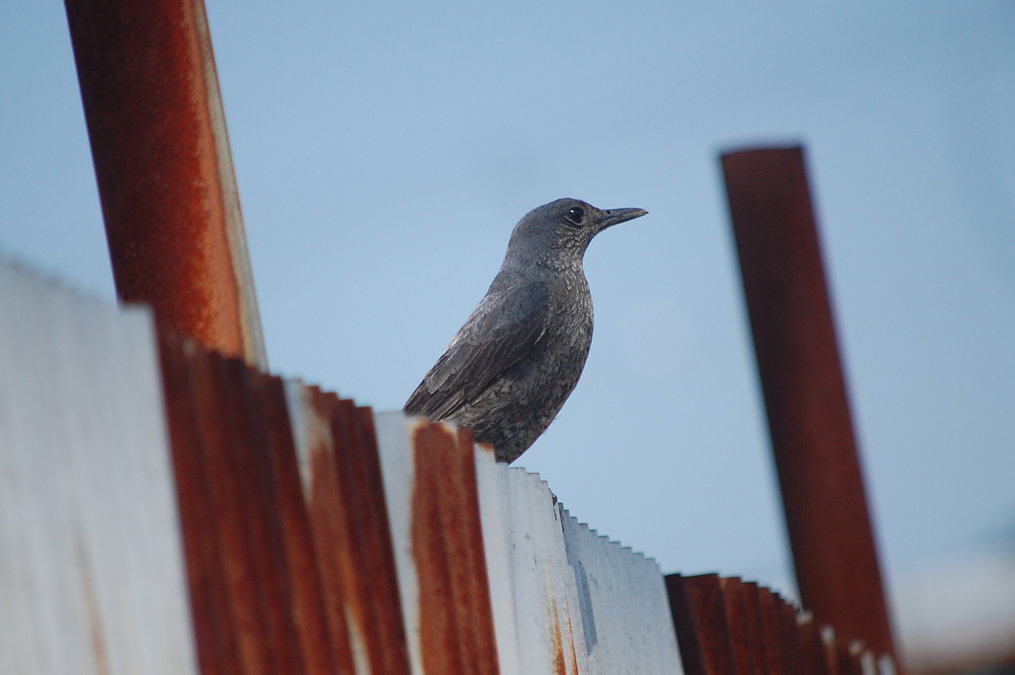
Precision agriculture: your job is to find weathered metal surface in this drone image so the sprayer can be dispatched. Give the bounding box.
[2,255,903,675]
[0,260,198,675]
[64,0,267,369]
[822,627,841,675]
[683,574,737,674]
[285,384,364,675]
[758,586,789,675]
[158,334,245,675]
[665,572,892,675]
[778,594,806,674]
[559,510,682,674]
[720,577,764,675]
[160,338,276,675]
[283,389,412,675]
[158,331,418,675]
[721,146,897,662]
[666,575,708,675]
[374,414,500,675]
[798,613,830,675]
[375,413,683,675]
[254,376,337,675]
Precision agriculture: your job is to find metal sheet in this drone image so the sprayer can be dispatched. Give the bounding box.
[285,390,411,675]
[720,577,765,675]
[560,512,683,674]
[1,257,713,675]
[666,574,707,675]
[682,574,736,674]
[0,260,198,675]
[477,456,584,674]
[798,613,830,675]
[64,0,267,369]
[664,572,881,675]
[721,146,897,662]
[470,440,683,675]
[374,413,500,675]
[376,413,684,675]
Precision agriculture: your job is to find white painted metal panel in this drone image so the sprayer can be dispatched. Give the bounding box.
[561,513,683,674]
[0,261,198,675]
[373,410,425,675]
[473,429,684,675]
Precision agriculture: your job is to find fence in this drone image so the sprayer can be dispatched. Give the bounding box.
[1,258,684,674]
[19,0,912,670]
[1,253,900,675]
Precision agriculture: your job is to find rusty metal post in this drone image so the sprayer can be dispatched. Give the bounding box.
[64,0,267,369]
[720,146,897,662]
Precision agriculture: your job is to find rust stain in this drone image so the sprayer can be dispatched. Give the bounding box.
[160,326,541,675]
[222,359,304,675]
[186,349,272,675]
[722,147,897,661]
[157,327,420,674]
[412,422,464,674]
[549,600,566,675]
[450,426,500,675]
[720,577,762,675]
[355,405,413,675]
[669,574,846,675]
[75,533,110,675]
[474,439,497,458]
[665,574,707,675]
[65,0,263,366]
[683,574,736,675]
[837,639,866,675]
[796,613,829,675]
[777,596,805,674]
[299,388,357,675]
[253,374,338,675]
[563,606,579,675]
[411,422,501,675]
[821,626,840,675]
[330,399,411,675]
[757,587,785,675]
[158,330,241,675]
[739,581,766,675]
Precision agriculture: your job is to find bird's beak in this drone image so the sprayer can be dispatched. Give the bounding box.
[597,207,648,231]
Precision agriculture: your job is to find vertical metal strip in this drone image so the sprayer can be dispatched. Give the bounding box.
[255,376,338,675]
[158,331,243,675]
[683,574,738,675]
[719,577,763,675]
[721,146,896,662]
[665,574,707,675]
[64,0,267,368]
[296,387,362,675]
[757,587,787,675]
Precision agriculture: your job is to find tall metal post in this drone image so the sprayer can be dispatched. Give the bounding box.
[721,146,897,662]
[65,0,267,369]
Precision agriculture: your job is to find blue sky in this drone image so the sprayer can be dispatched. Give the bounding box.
[2,0,1014,656]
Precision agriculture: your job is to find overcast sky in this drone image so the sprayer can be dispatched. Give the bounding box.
[2,0,1014,659]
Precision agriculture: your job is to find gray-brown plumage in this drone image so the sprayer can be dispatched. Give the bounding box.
[404,198,647,463]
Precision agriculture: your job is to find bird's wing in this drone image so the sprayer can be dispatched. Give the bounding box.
[404,282,550,420]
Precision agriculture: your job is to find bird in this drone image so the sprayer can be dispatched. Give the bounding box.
[404,198,648,463]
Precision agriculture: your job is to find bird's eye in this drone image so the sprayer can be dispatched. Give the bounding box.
[565,206,585,226]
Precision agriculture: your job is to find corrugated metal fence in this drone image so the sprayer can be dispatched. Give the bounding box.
[0,258,893,674]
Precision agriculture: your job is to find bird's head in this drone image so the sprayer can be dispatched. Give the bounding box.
[504,198,648,269]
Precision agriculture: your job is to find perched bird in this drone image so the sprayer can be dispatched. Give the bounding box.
[404,198,647,463]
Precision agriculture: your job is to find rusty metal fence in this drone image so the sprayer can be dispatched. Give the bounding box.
[1,258,692,675]
[32,1,912,672]
[1,254,900,675]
